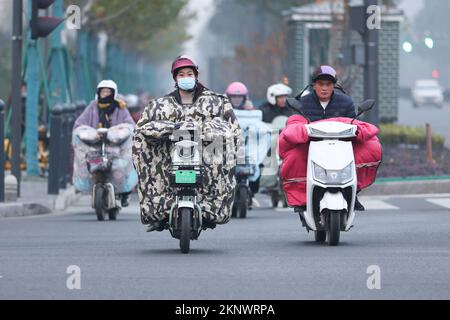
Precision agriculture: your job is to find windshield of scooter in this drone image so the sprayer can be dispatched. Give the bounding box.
[306,121,357,139]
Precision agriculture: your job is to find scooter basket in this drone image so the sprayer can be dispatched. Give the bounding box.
[86,151,112,174]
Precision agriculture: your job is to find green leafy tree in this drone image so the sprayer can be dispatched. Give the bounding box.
[67,0,193,58]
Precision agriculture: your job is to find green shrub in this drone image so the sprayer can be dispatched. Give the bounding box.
[379,124,445,147]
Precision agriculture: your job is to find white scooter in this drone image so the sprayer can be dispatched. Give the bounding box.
[289,99,375,246]
[168,129,205,254]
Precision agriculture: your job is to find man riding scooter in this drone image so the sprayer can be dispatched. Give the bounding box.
[259,83,293,207]
[259,83,294,124]
[294,65,365,211]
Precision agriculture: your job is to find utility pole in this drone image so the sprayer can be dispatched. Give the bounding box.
[364,0,380,126]
[11,0,23,197]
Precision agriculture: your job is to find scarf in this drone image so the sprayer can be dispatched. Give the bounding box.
[97,94,118,128]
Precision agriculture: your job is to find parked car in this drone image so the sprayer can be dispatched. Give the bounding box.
[412,79,444,108]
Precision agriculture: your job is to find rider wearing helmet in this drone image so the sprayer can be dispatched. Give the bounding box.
[74,80,135,130]
[133,55,241,232]
[73,80,135,207]
[125,94,142,123]
[259,83,294,123]
[225,82,255,110]
[295,65,356,122]
[295,65,364,211]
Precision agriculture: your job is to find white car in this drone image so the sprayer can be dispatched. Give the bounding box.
[412,79,444,108]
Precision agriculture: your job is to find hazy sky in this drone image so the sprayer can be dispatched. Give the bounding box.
[184,0,216,59]
[0,0,13,33]
[398,0,424,20]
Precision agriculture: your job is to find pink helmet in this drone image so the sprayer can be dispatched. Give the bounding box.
[171,55,199,78]
[225,82,249,97]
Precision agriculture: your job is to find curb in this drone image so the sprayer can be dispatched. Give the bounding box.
[0,186,82,218]
[362,179,450,196]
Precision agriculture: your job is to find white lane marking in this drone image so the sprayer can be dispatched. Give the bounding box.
[363,200,400,210]
[426,198,450,209]
[275,208,293,212]
[252,198,261,208]
[274,200,400,211]
[359,193,450,200]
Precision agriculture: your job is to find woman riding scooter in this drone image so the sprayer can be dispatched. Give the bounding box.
[132,55,241,236]
[225,82,270,217]
[73,80,137,209]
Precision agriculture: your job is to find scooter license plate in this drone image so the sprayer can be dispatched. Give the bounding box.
[175,170,197,184]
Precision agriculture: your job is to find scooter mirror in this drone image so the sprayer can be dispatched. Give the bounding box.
[358,99,376,113]
[286,98,301,111]
[286,98,311,123]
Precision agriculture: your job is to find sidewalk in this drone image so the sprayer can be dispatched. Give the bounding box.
[0,176,81,218]
[362,177,450,196]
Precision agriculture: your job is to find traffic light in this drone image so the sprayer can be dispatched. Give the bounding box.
[31,0,65,40]
[432,70,440,79]
[402,41,413,53]
[424,37,434,49]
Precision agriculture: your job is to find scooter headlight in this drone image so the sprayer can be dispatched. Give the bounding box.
[313,162,354,185]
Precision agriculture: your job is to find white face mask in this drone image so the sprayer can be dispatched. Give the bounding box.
[177,77,196,91]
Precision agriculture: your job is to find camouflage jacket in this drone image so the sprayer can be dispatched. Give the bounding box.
[132,88,241,225]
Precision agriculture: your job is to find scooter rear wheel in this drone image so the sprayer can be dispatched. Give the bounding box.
[108,208,119,221]
[271,191,280,208]
[95,186,105,221]
[180,208,192,254]
[238,186,248,219]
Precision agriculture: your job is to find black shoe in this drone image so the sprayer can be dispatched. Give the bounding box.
[121,194,130,208]
[354,197,365,211]
[146,220,166,233]
[202,219,217,230]
[295,206,307,213]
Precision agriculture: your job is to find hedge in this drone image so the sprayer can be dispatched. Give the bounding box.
[379,124,445,147]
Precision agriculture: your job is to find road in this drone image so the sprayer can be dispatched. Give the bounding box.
[398,98,450,148]
[0,194,449,300]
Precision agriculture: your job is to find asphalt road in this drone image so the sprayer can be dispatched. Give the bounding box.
[0,194,449,300]
[398,98,450,148]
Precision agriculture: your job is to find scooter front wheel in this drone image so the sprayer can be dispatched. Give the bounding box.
[95,186,106,221]
[326,211,341,246]
[180,208,192,254]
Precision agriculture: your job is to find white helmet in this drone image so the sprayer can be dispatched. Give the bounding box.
[97,80,118,99]
[125,94,140,109]
[267,83,293,105]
